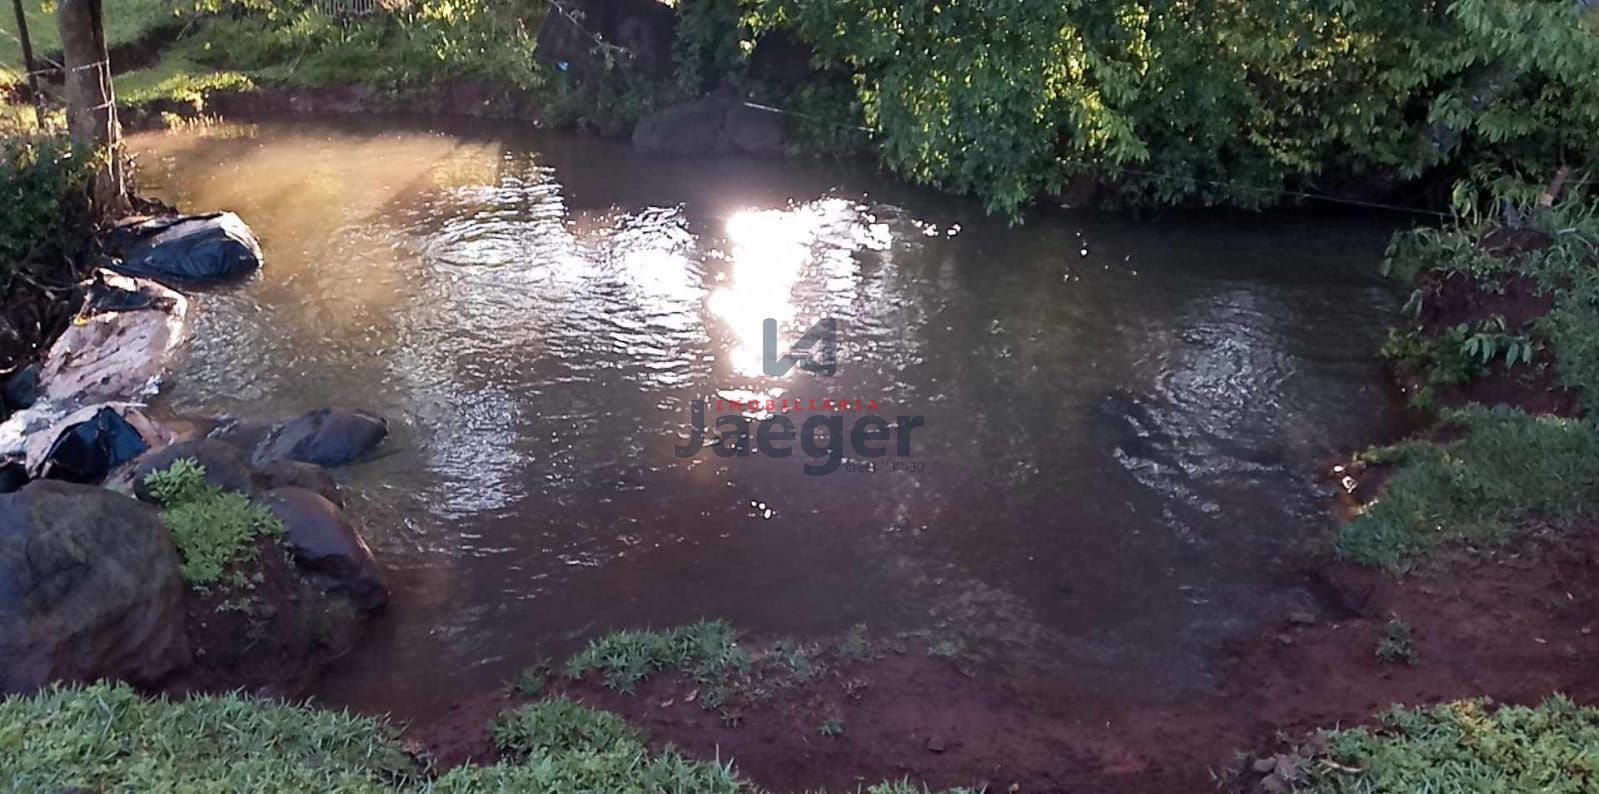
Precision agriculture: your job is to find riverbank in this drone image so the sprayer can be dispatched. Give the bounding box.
[3,3,1598,790]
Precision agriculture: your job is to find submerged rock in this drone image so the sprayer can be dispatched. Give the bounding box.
[633,97,732,155]
[107,212,263,286]
[262,487,387,612]
[633,96,787,156]
[0,480,190,693]
[257,459,342,507]
[251,408,388,467]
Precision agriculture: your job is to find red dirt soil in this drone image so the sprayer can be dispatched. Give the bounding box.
[410,525,1599,793]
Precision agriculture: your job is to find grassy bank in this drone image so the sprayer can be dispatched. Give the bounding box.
[0,0,178,88]
[1337,187,1599,568]
[1245,697,1599,792]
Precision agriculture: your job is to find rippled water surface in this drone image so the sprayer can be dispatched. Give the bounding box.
[131,118,1400,718]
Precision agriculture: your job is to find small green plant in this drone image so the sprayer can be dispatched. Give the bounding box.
[144,458,284,589]
[563,620,750,692]
[511,657,552,698]
[927,637,963,659]
[1375,618,1417,666]
[488,698,643,760]
[765,639,814,683]
[1458,315,1536,368]
[839,623,875,660]
[818,717,844,737]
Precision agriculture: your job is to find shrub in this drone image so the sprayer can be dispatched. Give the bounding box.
[144,458,285,588]
[745,0,1599,216]
[0,134,96,294]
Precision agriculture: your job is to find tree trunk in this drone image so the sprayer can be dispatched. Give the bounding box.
[56,0,126,215]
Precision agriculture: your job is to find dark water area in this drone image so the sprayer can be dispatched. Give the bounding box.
[129,117,1403,720]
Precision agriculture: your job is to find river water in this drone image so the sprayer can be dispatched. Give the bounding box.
[129,117,1400,719]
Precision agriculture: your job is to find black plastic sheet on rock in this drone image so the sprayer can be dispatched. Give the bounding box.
[42,407,149,484]
[108,212,263,286]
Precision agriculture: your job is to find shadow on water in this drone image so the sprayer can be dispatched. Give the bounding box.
[129,115,1405,720]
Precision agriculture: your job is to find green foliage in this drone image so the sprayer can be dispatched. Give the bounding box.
[675,0,749,93]
[746,0,1599,216]
[1303,697,1599,792]
[183,1,548,92]
[563,619,751,692]
[1384,189,1599,414]
[144,458,284,588]
[817,717,843,737]
[1338,406,1599,567]
[0,134,95,294]
[1381,316,1536,411]
[488,698,642,760]
[1374,618,1417,666]
[117,52,255,110]
[0,681,417,791]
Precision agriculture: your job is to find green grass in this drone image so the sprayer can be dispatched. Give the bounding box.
[1298,697,1599,792]
[0,0,178,80]
[488,698,642,760]
[1338,406,1599,568]
[0,682,417,791]
[116,50,251,109]
[144,458,285,588]
[563,619,751,692]
[0,682,749,792]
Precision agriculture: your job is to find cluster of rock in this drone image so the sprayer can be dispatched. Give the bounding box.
[0,212,392,696]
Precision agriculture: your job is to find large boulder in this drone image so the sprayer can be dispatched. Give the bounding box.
[107,212,263,286]
[724,103,786,155]
[261,487,387,612]
[129,439,261,503]
[251,408,388,468]
[633,97,733,155]
[534,0,676,80]
[0,480,190,693]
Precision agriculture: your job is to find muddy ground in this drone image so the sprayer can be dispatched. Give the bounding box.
[408,523,1599,793]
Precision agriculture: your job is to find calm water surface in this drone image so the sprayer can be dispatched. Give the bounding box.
[130,118,1400,719]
